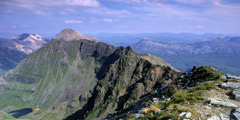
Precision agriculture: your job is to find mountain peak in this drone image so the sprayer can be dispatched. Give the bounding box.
[12,33,31,40]
[53,28,98,42]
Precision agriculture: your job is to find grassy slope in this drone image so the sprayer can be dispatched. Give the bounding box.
[0,110,15,120]
[0,40,99,119]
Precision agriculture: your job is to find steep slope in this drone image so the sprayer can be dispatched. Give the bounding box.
[0,28,180,119]
[0,33,49,76]
[132,37,240,75]
[66,49,180,120]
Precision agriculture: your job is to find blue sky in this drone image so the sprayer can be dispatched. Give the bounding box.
[0,0,240,35]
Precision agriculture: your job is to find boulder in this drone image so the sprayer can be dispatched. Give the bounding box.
[221,82,240,89]
[207,98,238,108]
[207,115,221,120]
[233,89,240,100]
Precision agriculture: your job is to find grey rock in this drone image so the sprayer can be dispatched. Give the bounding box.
[185,112,192,118]
[233,89,240,100]
[134,113,145,118]
[226,74,240,79]
[221,82,240,89]
[207,98,238,108]
[231,109,240,120]
[221,82,240,101]
[179,112,187,117]
[219,113,229,120]
[207,115,221,120]
[179,112,191,118]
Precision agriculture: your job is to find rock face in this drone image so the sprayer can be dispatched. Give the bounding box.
[0,28,180,119]
[66,50,180,120]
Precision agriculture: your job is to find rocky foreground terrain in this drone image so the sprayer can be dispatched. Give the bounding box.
[0,29,240,120]
[106,66,240,120]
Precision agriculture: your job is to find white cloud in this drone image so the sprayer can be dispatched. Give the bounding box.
[64,0,100,7]
[197,25,205,29]
[0,25,29,29]
[119,25,128,29]
[64,20,83,24]
[85,7,136,18]
[34,10,50,16]
[59,8,77,15]
[103,18,113,22]
[0,0,100,9]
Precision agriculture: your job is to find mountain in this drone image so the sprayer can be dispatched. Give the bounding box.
[0,28,180,119]
[12,33,49,54]
[0,33,49,75]
[132,37,240,75]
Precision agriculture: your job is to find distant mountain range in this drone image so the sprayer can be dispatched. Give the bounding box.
[0,33,49,75]
[90,33,230,46]
[132,37,240,75]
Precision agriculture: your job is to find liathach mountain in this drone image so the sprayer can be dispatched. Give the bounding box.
[0,28,240,120]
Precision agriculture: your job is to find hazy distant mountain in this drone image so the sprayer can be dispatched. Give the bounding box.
[0,33,49,75]
[90,33,229,46]
[132,37,240,75]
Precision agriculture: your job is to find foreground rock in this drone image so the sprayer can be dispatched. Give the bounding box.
[231,109,240,120]
[221,82,240,101]
[207,98,238,108]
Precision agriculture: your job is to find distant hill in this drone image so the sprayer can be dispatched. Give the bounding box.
[0,33,49,75]
[132,37,240,75]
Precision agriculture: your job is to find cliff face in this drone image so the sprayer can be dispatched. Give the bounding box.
[67,50,180,120]
[0,29,180,119]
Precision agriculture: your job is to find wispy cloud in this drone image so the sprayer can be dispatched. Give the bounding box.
[0,25,29,29]
[0,0,100,9]
[103,18,113,22]
[59,8,77,15]
[64,20,83,24]
[34,10,51,16]
[119,25,128,29]
[85,7,135,18]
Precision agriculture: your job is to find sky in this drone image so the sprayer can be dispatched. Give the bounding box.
[0,0,240,35]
